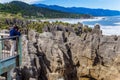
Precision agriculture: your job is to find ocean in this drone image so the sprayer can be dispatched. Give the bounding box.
[83,16,120,35]
[41,16,120,35]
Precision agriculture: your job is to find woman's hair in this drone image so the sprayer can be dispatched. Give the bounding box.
[13,25,19,31]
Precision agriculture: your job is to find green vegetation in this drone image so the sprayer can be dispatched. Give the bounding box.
[27,21,46,33]
[0,1,93,33]
[0,12,24,30]
[0,1,92,31]
[0,12,23,19]
[0,1,92,19]
[0,19,8,29]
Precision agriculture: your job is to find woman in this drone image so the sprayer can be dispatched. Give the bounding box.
[10,25,21,56]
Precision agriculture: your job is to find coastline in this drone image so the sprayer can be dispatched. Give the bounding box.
[101,25,120,35]
[40,16,120,35]
[88,24,120,35]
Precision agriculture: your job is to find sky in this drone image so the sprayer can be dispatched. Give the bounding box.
[0,0,120,11]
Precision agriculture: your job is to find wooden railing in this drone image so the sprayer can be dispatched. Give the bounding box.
[0,33,22,79]
[0,34,19,60]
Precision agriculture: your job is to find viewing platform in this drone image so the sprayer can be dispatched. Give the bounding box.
[0,33,22,80]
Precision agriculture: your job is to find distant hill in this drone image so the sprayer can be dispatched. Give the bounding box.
[0,1,92,18]
[34,4,120,16]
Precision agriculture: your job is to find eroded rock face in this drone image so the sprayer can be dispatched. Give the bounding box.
[19,26,120,80]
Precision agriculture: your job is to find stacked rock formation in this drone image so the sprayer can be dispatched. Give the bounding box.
[13,24,120,80]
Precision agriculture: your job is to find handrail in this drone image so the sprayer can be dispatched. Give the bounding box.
[0,35,20,60]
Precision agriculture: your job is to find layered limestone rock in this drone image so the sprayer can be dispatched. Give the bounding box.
[18,25,120,80]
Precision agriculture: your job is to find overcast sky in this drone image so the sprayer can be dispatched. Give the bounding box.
[0,0,120,11]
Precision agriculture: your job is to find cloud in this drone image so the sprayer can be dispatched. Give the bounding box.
[0,0,44,4]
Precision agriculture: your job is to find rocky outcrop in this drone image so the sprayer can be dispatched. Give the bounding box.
[16,25,120,80]
[5,18,31,27]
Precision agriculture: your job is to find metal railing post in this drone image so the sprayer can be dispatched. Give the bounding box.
[7,71,12,80]
[0,36,2,60]
[18,36,22,65]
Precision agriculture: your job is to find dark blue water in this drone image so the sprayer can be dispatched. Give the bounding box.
[82,16,120,26]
